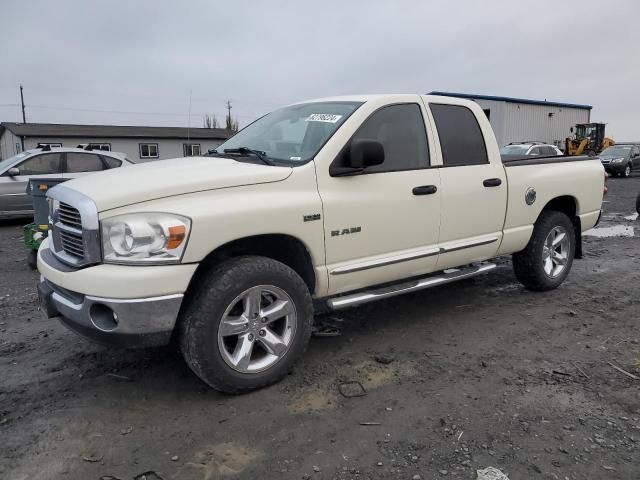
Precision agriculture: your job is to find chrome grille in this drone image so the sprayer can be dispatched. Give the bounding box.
[58,202,82,229]
[59,229,84,258]
[47,185,101,268]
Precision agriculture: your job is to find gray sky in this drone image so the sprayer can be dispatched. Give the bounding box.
[1,0,639,139]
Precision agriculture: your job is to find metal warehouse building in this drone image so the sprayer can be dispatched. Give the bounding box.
[0,123,232,162]
[430,92,592,149]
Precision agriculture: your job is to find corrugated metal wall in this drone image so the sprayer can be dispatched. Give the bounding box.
[471,99,590,149]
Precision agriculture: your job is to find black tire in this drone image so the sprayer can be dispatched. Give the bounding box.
[179,256,313,394]
[27,250,38,270]
[635,192,640,215]
[623,164,632,178]
[512,211,575,291]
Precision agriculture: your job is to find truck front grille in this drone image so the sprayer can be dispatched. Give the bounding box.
[48,187,101,268]
[58,202,82,229]
[59,229,85,258]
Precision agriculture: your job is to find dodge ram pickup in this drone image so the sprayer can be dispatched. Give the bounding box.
[37,94,605,393]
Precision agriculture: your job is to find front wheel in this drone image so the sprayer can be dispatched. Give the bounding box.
[513,211,575,291]
[179,256,313,393]
[623,164,632,178]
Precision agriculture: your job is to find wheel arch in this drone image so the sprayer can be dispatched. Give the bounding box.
[539,195,582,259]
[186,234,317,296]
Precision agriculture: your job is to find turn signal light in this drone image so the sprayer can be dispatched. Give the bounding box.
[167,225,187,250]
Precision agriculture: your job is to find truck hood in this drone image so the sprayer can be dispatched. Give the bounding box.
[63,157,293,211]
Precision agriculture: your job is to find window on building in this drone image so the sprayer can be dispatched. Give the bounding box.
[139,143,159,159]
[430,104,488,167]
[16,153,62,175]
[15,143,22,154]
[348,104,429,173]
[88,143,111,151]
[36,143,62,149]
[183,144,201,156]
[65,153,106,173]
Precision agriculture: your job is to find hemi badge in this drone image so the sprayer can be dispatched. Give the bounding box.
[304,214,321,222]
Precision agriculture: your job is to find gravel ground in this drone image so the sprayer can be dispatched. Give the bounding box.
[1,176,639,480]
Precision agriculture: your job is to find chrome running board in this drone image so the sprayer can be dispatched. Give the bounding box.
[327,262,497,310]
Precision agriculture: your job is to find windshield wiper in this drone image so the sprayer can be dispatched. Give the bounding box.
[223,147,275,166]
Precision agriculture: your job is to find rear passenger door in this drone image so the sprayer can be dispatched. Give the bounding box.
[426,102,507,270]
[63,152,107,178]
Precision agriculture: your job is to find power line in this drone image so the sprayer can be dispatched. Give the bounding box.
[10,103,258,119]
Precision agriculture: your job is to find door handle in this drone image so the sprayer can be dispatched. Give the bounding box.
[483,178,502,187]
[412,185,438,195]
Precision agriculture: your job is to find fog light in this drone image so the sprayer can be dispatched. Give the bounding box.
[89,303,119,332]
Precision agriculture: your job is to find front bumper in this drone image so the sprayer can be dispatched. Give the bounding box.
[602,162,627,174]
[38,277,183,348]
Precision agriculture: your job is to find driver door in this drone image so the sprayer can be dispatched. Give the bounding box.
[316,100,441,296]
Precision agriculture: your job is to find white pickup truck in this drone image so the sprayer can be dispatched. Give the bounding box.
[37,94,605,393]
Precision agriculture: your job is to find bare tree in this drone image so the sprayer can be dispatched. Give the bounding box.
[203,114,218,129]
[225,100,239,132]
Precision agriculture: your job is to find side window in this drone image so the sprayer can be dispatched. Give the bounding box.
[17,153,62,175]
[102,156,122,168]
[351,103,429,173]
[540,146,553,156]
[633,146,640,157]
[66,153,105,173]
[529,147,541,156]
[430,104,488,167]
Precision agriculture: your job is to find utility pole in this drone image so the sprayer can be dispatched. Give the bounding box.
[225,100,232,130]
[19,85,26,152]
[20,85,26,123]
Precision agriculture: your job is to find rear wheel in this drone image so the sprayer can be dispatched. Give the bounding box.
[513,211,575,291]
[179,256,313,393]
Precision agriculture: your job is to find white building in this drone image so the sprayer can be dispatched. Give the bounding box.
[429,92,592,149]
[0,122,232,161]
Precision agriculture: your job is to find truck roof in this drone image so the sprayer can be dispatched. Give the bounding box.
[291,94,477,106]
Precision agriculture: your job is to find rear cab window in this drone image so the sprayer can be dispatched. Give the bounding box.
[429,104,488,167]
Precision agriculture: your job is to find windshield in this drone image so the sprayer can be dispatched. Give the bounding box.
[214,101,363,163]
[0,151,30,172]
[500,145,530,155]
[600,145,632,158]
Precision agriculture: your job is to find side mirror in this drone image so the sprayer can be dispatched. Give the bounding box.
[7,167,20,177]
[349,139,384,169]
[329,139,385,177]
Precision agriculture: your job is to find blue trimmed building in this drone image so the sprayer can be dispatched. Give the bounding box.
[429,92,592,149]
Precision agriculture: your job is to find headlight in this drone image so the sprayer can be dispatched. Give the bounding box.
[611,158,625,163]
[101,213,191,264]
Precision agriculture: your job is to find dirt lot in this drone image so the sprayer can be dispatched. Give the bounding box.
[1,177,639,480]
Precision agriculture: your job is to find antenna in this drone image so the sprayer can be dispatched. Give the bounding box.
[187,89,192,147]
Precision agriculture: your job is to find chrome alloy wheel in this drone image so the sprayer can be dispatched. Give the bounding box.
[542,226,570,278]
[217,285,297,373]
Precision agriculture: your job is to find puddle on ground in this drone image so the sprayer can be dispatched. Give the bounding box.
[584,225,635,238]
[624,213,638,221]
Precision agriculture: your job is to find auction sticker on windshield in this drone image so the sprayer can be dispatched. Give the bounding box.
[305,113,343,123]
